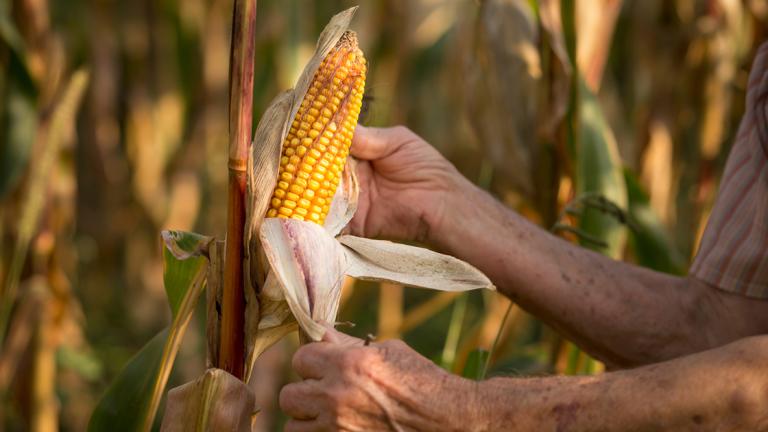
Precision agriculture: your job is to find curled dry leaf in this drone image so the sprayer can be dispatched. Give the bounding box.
[340,235,494,292]
[162,230,214,260]
[324,159,360,237]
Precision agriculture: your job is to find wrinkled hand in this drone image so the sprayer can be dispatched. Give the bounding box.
[348,126,471,244]
[280,326,476,431]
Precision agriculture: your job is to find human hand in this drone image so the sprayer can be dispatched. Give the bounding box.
[348,125,473,244]
[279,326,478,431]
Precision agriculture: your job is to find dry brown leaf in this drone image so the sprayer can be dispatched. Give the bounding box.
[464,0,539,196]
[576,0,623,92]
[538,0,573,140]
[161,368,256,432]
[259,219,348,341]
[340,236,495,292]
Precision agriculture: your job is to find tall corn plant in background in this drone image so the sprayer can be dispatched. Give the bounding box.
[454,0,700,377]
[0,0,90,429]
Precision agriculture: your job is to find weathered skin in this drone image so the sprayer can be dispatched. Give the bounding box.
[279,125,768,432]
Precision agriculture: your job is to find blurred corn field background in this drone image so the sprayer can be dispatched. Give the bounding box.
[1,0,766,430]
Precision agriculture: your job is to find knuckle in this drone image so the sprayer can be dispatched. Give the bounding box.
[291,346,309,372]
[323,387,347,414]
[337,349,362,370]
[392,125,417,142]
[338,347,378,371]
[278,383,300,412]
[382,338,407,350]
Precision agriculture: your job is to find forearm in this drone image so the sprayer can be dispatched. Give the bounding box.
[474,335,768,431]
[432,182,764,366]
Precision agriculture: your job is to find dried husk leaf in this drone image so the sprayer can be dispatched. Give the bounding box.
[324,158,360,237]
[259,219,494,341]
[249,321,298,367]
[245,90,292,290]
[259,219,348,340]
[160,368,256,432]
[244,278,294,382]
[339,236,495,292]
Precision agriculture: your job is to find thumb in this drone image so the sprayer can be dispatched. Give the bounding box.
[351,125,413,160]
[321,323,364,347]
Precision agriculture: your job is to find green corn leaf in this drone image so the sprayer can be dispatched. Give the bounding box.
[88,329,169,432]
[162,230,214,315]
[0,0,37,199]
[0,0,26,54]
[574,80,628,259]
[88,230,212,432]
[462,349,490,380]
[564,342,581,375]
[0,58,37,198]
[440,294,467,371]
[624,170,686,275]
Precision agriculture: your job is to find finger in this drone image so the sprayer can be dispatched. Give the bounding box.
[279,381,322,421]
[321,324,364,347]
[351,125,415,160]
[293,343,335,379]
[284,419,322,432]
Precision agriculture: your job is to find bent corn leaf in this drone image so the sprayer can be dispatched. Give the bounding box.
[462,349,490,381]
[624,170,685,275]
[89,231,211,432]
[88,329,168,432]
[574,80,628,259]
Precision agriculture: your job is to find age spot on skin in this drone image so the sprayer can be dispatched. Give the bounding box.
[560,271,572,284]
[692,414,704,425]
[552,402,581,432]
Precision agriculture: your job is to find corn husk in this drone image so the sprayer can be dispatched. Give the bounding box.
[243,7,359,381]
[242,5,494,380]
[260,219,494,341]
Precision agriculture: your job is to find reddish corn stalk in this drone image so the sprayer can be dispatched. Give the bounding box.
[219,0,257,380]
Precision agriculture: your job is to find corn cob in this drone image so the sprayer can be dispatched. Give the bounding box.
[266,31,366,225]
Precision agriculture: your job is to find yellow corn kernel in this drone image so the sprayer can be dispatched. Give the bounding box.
[266,31,366,226]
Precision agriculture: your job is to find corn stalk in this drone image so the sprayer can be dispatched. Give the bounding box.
[219,0,257,381]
